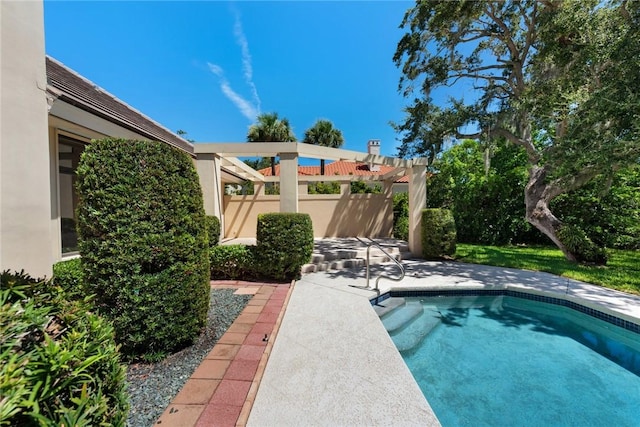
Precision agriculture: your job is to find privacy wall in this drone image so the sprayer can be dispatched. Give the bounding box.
[224,193,393,239]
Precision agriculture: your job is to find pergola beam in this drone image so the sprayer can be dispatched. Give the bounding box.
[263,174,396,183]
[195,142,416,169]
[220,156,265,182]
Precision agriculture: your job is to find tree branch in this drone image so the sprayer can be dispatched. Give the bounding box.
[544,165,600,200]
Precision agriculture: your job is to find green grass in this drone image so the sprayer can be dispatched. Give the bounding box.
[455,244,640,295]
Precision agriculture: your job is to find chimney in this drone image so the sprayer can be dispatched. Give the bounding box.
[368,139,380,172]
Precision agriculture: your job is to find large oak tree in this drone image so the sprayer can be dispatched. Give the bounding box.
[393,0,639,262]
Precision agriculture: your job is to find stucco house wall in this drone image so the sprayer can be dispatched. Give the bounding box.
[1,1,53,277]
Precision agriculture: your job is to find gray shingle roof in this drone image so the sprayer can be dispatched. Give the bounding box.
[46,56,194,155]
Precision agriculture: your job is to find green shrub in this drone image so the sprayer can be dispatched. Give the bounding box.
[393,192,409,241]
[256,213,314,280]
[557,224,608,265]
[308,181,341,194]
[76,138,210,359]
[422,208,457,259]
[206,215,221,247]
[350,181,382,194]
[52,258,85,301]
[210,245,258,280]
[0,270,128,426]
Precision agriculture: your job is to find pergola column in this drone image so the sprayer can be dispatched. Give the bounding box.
[408,161,427,257]
[196,154,224,237]
[279,152,299,212]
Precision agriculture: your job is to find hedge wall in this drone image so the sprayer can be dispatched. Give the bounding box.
[76,138,210,359]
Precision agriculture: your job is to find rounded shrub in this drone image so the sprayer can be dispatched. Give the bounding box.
[206,215,221,247]
[76,138,210,359]
[256,213,314,281]
[421,208,457,259]
[0,270,128,426]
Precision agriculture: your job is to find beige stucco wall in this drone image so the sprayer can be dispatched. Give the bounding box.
[224,193,393,239]
[1,1,53,277]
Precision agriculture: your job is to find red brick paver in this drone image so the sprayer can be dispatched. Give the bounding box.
[155,281,293,427]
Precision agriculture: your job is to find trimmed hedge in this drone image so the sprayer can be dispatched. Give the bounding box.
[422,208,457,259]
[209,244,257,280]
[0,270,128,426]
[256,213,314,280]
[76,138,210,359]
[206,215,221,247]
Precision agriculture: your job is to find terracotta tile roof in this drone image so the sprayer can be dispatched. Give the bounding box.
[46,56,194,155]
[258,160,408,183]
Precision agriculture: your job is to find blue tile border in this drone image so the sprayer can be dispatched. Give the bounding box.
[371,289,640,335]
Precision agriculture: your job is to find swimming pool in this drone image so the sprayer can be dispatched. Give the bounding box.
[379,293,640,427]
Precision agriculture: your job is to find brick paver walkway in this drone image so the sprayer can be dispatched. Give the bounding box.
[155,281,293,427]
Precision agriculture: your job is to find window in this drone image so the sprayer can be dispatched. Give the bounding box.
[58,135,85,253]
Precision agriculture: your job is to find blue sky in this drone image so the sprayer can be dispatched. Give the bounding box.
[44,1,417,159]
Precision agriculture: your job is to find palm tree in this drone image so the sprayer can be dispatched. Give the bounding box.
[247,112,297,176]
[303,119,344,175]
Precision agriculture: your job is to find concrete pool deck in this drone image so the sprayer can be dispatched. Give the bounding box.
[247,260,640,426]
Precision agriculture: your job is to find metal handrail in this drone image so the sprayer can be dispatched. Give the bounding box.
[350,236,405,293]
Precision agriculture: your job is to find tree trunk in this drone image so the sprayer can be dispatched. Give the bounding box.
[271,157,276,177]
[320,159,325,176]
[524,166,578,262]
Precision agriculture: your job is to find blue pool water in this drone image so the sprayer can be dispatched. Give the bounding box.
[386,295,640,427]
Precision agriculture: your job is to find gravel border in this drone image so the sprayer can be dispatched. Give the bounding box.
[125,288,251,427]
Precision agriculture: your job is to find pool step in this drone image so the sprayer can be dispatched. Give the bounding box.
[390,308,442,353]
[381,301,424,334]
[373,297,406,317]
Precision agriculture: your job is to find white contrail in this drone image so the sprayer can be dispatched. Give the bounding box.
[208,7,261,122]
[207,63,259,121]
[233,10,261,111]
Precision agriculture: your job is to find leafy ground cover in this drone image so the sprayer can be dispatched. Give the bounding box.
[455,244,640,295]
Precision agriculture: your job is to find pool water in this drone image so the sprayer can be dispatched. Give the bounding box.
[387,296,640,427]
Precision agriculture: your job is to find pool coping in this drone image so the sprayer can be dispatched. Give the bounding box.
[373,287,640,334]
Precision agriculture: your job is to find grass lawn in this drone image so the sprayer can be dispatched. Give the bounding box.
[455,244,640,295]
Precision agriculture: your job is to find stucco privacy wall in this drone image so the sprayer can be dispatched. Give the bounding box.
[224,194,393,238]
[1,1,53,277]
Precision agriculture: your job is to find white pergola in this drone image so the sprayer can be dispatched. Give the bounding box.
[195,142,427,255]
